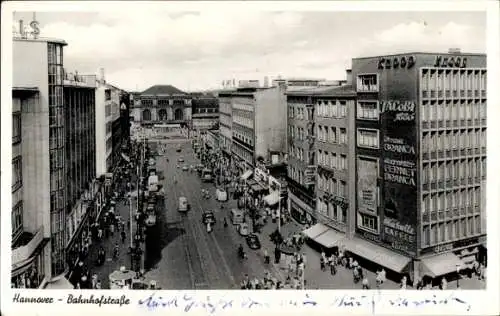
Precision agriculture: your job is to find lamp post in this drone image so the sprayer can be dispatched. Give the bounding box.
[456,264,461,288]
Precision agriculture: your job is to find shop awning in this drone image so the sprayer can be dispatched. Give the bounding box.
[302,223,329,240]
[241,170,253,180]
[421,252,464,278]
[263,191,280,206]
[314,229,345,249]
[45,277,74,289]
[344,237,411,273]
[121,153,130,162]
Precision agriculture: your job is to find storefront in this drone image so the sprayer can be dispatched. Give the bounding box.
[11,238,49,289]
[288,185,315,225]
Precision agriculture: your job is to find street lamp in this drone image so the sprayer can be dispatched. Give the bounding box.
[456,264,461,288]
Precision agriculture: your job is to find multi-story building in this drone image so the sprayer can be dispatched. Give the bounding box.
[286,83,356,244]
[218,89,235,160]
[12,34,102,288]
[217,86,287,175]
[350,51,487,282]
[11,86,50,288]
[63,72,99,273]
[190,92,219,131]
[130,85,192,128]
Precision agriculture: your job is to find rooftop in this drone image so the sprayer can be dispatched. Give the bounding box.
[286,84,356,97]
[13,36,67,46]
[141,85,186,96]
[353,51,486,60]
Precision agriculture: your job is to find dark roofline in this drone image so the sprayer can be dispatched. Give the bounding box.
[353,52,486,60]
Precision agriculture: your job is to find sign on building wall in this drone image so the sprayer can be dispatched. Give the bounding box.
[254,167,269,186]
[380,100,418,256]
[357,157,378,214]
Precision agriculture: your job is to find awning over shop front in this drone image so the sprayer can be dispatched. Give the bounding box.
[344,237,411,273]
[241,170,253,180]
[263,191,280,206]
[420,252,464,278]
[314,229,345,249]
[45,277,74,289]
[302,223,329,239]
[121,153,130,162]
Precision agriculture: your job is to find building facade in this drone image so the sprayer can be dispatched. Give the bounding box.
[130,85,192,128]
[286,84,357,239]
[351,52,487,281]
[13,36,102,287]
[191,93,219,131]
[11,87,50,288]
[218,90,234,159]
[217,86,287,174]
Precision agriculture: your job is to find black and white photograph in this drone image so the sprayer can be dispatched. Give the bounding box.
[3,1,497,301]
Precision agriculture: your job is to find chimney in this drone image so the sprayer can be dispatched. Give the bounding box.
[346,69,352,85]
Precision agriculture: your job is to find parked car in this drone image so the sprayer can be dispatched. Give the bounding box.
[202,211,216,224]
[182,165,189,171]
[239,223,249,236]
[178,157,184,163]
[246,234,261,250]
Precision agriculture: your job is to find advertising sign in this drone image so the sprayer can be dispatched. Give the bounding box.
[357,157,378,214]
[380,100,418,255]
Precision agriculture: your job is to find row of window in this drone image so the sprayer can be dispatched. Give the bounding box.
[422,129,487,153]
[357,128,379,149]
[316,99,348,118]
[317,126,347,144]
[421,100,486,123]
[50,169,65,192]
[220,115,232,127]
[289,145,305,161]
[289,126,307,141]
[233,123,254,146]
[288,166,306,186]
[193,108,218,114]
[233,113,253,128]
[48,86,63,108]
[48,43,63,65]
[49,149,64,171]
[49,106,64,128]
[421,216,482,247]
[317,174,347,197]
[289,104,309,120]
[232,142,253,164]
[219,101,232,113]
[422,158,486,185]
[106,122,112,135]
[12,157,22,192]
[317,198,346,223]
[423,188,481,214]
[420,68,486,92]
[233,102,254,113]
[317,150,348,171]
[13,112,21,144]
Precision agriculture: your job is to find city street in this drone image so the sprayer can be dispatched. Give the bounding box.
[143,138,282,289]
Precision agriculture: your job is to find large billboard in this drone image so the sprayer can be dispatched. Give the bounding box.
[380,100,418,256]
[357,157,378,214]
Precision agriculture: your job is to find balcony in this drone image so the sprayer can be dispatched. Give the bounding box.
[357,85,378,93]
[12,227,44,265]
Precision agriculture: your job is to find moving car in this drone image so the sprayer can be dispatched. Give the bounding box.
[230,209,245,225]
[182,165,189,171]
[246,234,261,250]
[178,157,184,163]
[178,196,189,212]
[202,211,216,224]
[201,168,213,182]
[176,145,182,153]
[238,223,249,236]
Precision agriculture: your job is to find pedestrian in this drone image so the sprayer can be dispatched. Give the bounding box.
[320,256,326,271]
[264,248,270,264]
[329,255,337,275]
[362,276,370,289]
[441,277,447,290]
[400,276,407,290]
[95,280,101,289]
[121,230,126,244]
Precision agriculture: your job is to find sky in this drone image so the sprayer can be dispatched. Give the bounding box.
[12,7,486,92]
